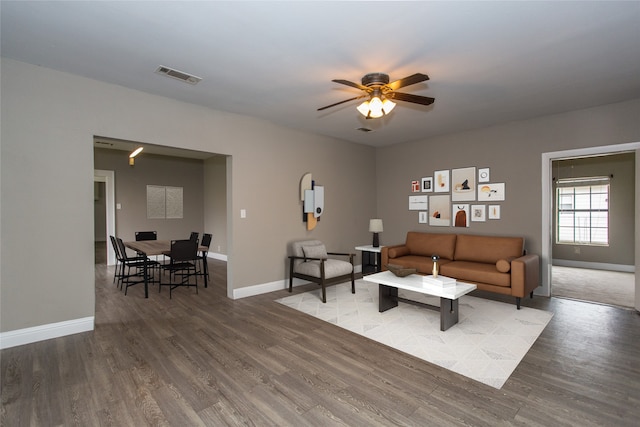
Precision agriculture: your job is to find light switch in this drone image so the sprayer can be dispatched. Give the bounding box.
[240,209,246,218]
[116,203,121,210]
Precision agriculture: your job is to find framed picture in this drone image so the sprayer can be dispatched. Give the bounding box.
[409,195,428,210]
[453,204,470,227]
[418,211,428,224]
[434,170,450,192]
[488,205,501,219]
[411,180,420,192]
[478,168,490,183]
[477,182,505,201]
[421,177,433,192]
[429,195,451,226]
[471,205,486,222]
[451,167,476,201]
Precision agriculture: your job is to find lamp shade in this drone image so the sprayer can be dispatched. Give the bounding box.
[369,219,384,233]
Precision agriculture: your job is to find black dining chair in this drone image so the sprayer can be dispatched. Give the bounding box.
[199,233,212,288]
[109,235,124,286]
[189,231,199,242]
[116,237,158,294]
[160,239,199,298]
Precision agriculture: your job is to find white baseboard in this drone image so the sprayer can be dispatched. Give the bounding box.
[232,264,363,299]
[552,259,635,273]
[208,252,227,262]
[0,316,95,350]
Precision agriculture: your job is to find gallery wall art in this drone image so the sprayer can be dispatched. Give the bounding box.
[408,166,505,228]
[300,172,324,230]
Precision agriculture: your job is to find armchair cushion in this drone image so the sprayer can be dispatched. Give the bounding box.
[302,243,328,260]
[295,259,353,279]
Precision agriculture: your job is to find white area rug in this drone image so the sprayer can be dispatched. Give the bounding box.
[276,280,553,389]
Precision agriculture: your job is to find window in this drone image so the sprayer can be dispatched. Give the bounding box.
[556,177,609,245]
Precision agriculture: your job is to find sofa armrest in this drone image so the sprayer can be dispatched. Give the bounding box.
[381,244,409,270]
[510,254,540,298]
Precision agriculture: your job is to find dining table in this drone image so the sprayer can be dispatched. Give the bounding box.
[124,240,209,298]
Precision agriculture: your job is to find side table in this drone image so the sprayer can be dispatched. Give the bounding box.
[355,245,383,275]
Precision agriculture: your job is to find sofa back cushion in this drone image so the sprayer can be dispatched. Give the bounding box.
[405,232,457,260]
[454,234,524,264]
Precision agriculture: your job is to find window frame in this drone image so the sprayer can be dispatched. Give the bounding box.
[555,176,610,246]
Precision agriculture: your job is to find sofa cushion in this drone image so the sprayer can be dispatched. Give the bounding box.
[440,261,511,287]
[405,232,457,260]
[454,234,523,264]
[383,255,453,275]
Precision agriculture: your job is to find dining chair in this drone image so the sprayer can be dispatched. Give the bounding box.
[199,233,212,288]
[189,231,199,242]
[135,231,157,241]
[160,239,199,298]
[109,235,123,286]
[116,237,157,294]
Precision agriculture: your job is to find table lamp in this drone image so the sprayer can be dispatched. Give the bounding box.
[369,219,383,247]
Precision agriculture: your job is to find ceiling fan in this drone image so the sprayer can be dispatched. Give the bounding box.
[318,72,434,119]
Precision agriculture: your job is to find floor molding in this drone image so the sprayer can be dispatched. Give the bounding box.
[0,316,94,350]
[553,259,635,273]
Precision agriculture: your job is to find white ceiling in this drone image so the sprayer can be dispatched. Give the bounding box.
[2,1,640,148]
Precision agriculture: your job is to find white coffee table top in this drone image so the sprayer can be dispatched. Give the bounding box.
[363,270,477,300]
[355,245,383,253]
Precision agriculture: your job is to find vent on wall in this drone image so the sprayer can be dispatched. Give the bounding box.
[155,65,202,85]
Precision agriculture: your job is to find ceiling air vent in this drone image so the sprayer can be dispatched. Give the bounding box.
[155,65,202,85]
[356,127,373,132]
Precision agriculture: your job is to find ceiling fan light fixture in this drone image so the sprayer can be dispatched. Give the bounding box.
[382,98,396,114]
[356,100,371,116]
[368,96,384,118]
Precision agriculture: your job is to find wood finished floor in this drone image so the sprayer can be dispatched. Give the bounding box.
[2,259,640,426]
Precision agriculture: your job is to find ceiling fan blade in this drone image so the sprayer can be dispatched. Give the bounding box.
[387,91,435,106]
[332,79,369,91]
[386,73,430,91]
[317,94,368,111]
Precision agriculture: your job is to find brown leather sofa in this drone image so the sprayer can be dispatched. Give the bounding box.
[381,232,540,309]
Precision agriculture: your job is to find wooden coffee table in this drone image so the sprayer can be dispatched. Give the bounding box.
[363,271,477,331]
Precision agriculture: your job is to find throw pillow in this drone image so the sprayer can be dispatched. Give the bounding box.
[303,244,328,260]
[496,257,516,273]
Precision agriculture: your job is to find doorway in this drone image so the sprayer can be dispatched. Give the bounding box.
[541,142,639,311]
[549,153,635,307]
[94,169,116,266]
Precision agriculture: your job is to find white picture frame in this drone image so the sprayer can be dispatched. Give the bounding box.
[488,205,501,219]
[453,204,470,227]
[421,177,433,192]
[429,195,451,226]
[477,182,505,201]
[418,211,428,223]
[409,195,428,211]
[433,170,450,193]
[478,168,490,183]
[451,167,476,201]
[471,205,486,222]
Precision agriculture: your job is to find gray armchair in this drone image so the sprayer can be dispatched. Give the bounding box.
[288,240,355,303]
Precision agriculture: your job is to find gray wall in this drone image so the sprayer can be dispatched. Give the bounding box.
[204,156,228,255]
[0,58,376,332]
[94,147,205,244]
[375,100,640,272]
[552,153,635,266]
